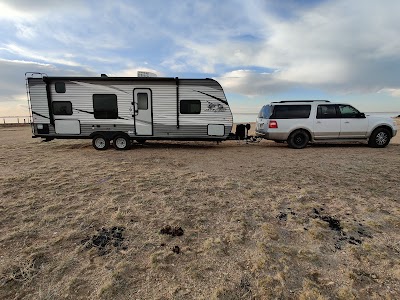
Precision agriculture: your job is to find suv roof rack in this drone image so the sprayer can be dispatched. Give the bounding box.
[271,100,330,103]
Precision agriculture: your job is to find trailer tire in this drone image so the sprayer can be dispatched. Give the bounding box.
[113,135,131,150]
[92,135,110,150]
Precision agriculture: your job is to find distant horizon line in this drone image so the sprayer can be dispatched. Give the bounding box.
[232,111,400,115]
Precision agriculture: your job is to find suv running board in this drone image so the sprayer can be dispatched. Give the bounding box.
[312,139,368,143]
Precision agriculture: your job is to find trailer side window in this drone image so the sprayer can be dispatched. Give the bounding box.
[180,100,201,114]
[53,101,72,115]
[137,93,148,110]
[55,82,66,93]
[93,94,118,119]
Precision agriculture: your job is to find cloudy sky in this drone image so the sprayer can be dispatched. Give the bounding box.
[1,0,400,119]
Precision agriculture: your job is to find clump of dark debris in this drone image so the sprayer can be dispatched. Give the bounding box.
[277,212,287,222]
[311,208,373,250]
[159,225,184,254]
[160,225,184,236]
[277,208,297,222]
[81,226,126,256]
[312,208,343,232]
[172,245,180,254]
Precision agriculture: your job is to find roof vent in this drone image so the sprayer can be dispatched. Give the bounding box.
[101,74,108,78]
[137,71,157,77]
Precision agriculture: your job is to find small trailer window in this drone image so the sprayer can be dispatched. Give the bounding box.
[180,100,201,114]
[53,101,72,115]
[55,82,66,93]
[93,94,118,119]
[137,93,148,110]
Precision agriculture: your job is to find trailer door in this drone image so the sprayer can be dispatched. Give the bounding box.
[133,89,153,135]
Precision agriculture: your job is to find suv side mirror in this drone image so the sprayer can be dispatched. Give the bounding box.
[358,112,366,118]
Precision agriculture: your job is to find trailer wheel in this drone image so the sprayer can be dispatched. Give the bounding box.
[136,139,146,144]
[113,135,131,150]
[92,135,109,150]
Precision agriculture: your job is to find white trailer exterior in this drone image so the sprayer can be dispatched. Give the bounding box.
[27,75,233,150]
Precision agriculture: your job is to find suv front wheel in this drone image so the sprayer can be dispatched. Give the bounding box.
[287,129,310,149]
[368,128,391,148]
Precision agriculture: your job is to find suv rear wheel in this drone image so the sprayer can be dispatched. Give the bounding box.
[368,128,391,148]
[287,130,309,149]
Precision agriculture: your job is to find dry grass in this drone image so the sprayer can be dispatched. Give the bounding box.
[0,121,399,299]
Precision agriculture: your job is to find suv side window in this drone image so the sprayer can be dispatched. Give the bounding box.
[339,105,360,118]
[317,105,339,119]
[271,105,311,119]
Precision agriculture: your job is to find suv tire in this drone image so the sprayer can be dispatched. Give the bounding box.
[287,130,309,149]
[368,128,391,148]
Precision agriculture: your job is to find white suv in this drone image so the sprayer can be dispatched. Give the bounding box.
[256,100,397,149]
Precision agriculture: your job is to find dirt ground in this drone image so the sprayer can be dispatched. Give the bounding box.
[0,121,399,299]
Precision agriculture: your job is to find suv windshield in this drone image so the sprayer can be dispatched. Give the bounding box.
[258,105,271,119]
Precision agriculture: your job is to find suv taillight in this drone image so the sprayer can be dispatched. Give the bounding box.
[269,120,278,128]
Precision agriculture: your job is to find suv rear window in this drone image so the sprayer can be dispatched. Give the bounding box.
[271,105,311,119]
[258,105,271,118]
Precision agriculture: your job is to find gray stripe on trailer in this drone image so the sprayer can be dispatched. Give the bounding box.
[35,123,232,139]
[80,124,135,136]
[153,124,232,138]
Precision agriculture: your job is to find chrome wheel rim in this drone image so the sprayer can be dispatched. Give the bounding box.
[376,132,388,145]
[95,137,106,148]
[115,138,127,149]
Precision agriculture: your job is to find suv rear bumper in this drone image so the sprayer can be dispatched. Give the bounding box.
[256,130,288,141]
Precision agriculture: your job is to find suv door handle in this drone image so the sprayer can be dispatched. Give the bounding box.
[316,121,321,124]
[344,121,350,123]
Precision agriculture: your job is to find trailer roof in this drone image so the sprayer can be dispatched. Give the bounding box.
[38,76,216,82]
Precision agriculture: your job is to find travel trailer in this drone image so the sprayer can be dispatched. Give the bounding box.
[26,73,233,150]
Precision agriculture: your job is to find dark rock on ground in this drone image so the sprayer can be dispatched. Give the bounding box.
[160,225,184,236]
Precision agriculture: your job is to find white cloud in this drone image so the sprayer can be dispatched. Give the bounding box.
[110,67,162,77]
[162,39,261,73]
[0,0,86,20]
[379,88,400,97]
[1,44,83,67]
[216,70,289,96]
[255,0,400,90]
[164,0,400,95]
